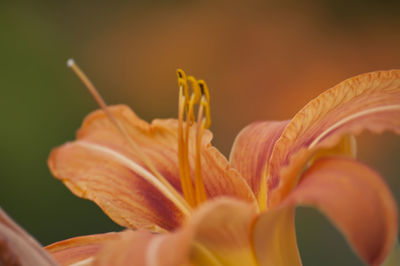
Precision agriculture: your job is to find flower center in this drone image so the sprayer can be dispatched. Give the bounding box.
[176,69,211,207]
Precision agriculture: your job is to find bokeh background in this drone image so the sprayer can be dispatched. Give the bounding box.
[1,1,400,265]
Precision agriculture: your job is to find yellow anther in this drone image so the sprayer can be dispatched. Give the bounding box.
[197,80,212,129]
[177,69,190,111]
[187,76,202,104]
[187,76,202,124]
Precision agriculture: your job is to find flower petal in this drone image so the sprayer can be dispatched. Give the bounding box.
[93,230,154,266]
[229,121,289,206]
[252,206,301,266]
[45,232,121,266]
[200,146,256,202]
[93,230,192,266]
[0,208,57,266]
[268,70,400,205]
[187,198,258,265]
[254,157,397,265]
[93,198,258,266]
[49,105,254,230]
[290,158,397,265]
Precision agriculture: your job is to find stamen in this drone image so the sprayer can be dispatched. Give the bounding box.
[176,70,212,206]
[177,69,195,206]
[197,80,212,129]
[177,69,190,114]
[187,76,202,124]
[194,103,208,204]
[68,59,191,214]
[193,80,212,204]
[187,77,204,204]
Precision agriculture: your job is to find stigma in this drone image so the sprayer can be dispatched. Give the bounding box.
[177,69,211,207]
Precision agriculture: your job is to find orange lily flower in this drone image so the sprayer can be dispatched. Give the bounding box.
[43,63,399,265]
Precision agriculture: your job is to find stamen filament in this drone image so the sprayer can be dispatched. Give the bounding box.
[68,59,192,214]
[178,85,195,206]
[194,102,208,204]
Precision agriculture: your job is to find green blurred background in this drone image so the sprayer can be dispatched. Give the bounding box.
[1,1,399,265]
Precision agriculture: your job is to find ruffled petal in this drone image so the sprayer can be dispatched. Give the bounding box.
[263,158,396,265]
[0,208,57,266]
[93,198,258,266]
[268,70,400,206]
[49,105,254,230]
[46,232,121,266]
[229,121,289,205]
